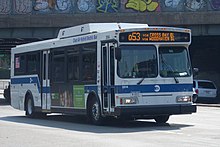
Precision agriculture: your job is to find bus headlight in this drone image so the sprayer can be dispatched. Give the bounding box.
[176,95,192,102]
[122,97,138,104]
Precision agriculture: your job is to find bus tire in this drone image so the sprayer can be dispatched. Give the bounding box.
[88,97,103,125]
[154,115,170,124]
[25,95,36,118]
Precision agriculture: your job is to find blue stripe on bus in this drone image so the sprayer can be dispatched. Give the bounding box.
[85,85,98,93]
[11,76,50,93]
[11,77,39,86]
[85,84,193,94]
[116,84,193,93]
[42,87,50,93]
[11,76,192,94]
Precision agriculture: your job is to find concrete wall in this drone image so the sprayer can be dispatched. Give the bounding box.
[0,0,220,28]
[1,0,220,15]
[1,0,220,38]
[1,12,220,38]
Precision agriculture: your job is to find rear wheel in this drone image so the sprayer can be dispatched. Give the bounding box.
[25,96,47,118]
[25,96,36,118]
[154,115,170,123]
[88,98,103,125]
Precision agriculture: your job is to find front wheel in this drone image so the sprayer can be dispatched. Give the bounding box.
[154,115,170,124]
[88,98,103,125]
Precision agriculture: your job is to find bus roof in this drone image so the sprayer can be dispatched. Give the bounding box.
[12,23,191,52]
[57,23,149,39]
[12,23,149,50]
[11,38,59,50]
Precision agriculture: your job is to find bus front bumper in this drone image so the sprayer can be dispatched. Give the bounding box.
[114,104,197,117]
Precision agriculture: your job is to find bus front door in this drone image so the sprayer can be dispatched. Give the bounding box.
[102,43,115,113]
[41,50,51,111]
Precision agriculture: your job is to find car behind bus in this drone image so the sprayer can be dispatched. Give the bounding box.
[193,80,218,102]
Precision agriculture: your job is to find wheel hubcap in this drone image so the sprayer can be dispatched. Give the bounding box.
[92,102,99,121]
[27,99,32,115]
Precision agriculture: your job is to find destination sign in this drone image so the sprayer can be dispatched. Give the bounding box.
[119,31,190,42]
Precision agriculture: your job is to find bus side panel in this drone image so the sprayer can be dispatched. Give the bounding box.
[50,83,74,107]
[11,80,22,110]
[11,76,42,110]
[50,83,92,109]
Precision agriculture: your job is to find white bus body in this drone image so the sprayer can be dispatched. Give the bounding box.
[10,23,196,124]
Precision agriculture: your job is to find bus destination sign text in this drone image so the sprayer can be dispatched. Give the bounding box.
[119,31,190,43]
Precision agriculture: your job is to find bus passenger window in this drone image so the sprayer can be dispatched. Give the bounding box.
[53,51,65,82]
[83,65,93,81]
[14,54,26,75]
[27,53,40,74]
[68,55,79,81]
[82,45,96,83]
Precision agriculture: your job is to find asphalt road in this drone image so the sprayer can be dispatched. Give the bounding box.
[0,101,220,147]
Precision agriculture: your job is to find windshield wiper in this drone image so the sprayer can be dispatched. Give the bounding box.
[161,55,179,84]
[137,77,145,85]
[173,75,179,83]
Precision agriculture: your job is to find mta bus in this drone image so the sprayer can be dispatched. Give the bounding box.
[10,23,196,125]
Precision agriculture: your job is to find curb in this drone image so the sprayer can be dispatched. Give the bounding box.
[196,103,220,107]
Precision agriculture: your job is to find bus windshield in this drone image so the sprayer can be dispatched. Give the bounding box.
[117,45,157,78]
[159,47,191,77]
[117,45,191,79]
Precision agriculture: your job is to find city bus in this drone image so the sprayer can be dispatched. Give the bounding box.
[10,23,196,125]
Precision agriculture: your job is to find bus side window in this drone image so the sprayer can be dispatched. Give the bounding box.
[82,44,97,83]
[27,53,40,74]
[52,51,65,82]
[67,49,80,81]
[83,64,93,81]
[14,54,26,75]
[82,56,95,81]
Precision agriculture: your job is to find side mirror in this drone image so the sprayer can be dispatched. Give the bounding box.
[193,68,199,76]
[115,47,121,61]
